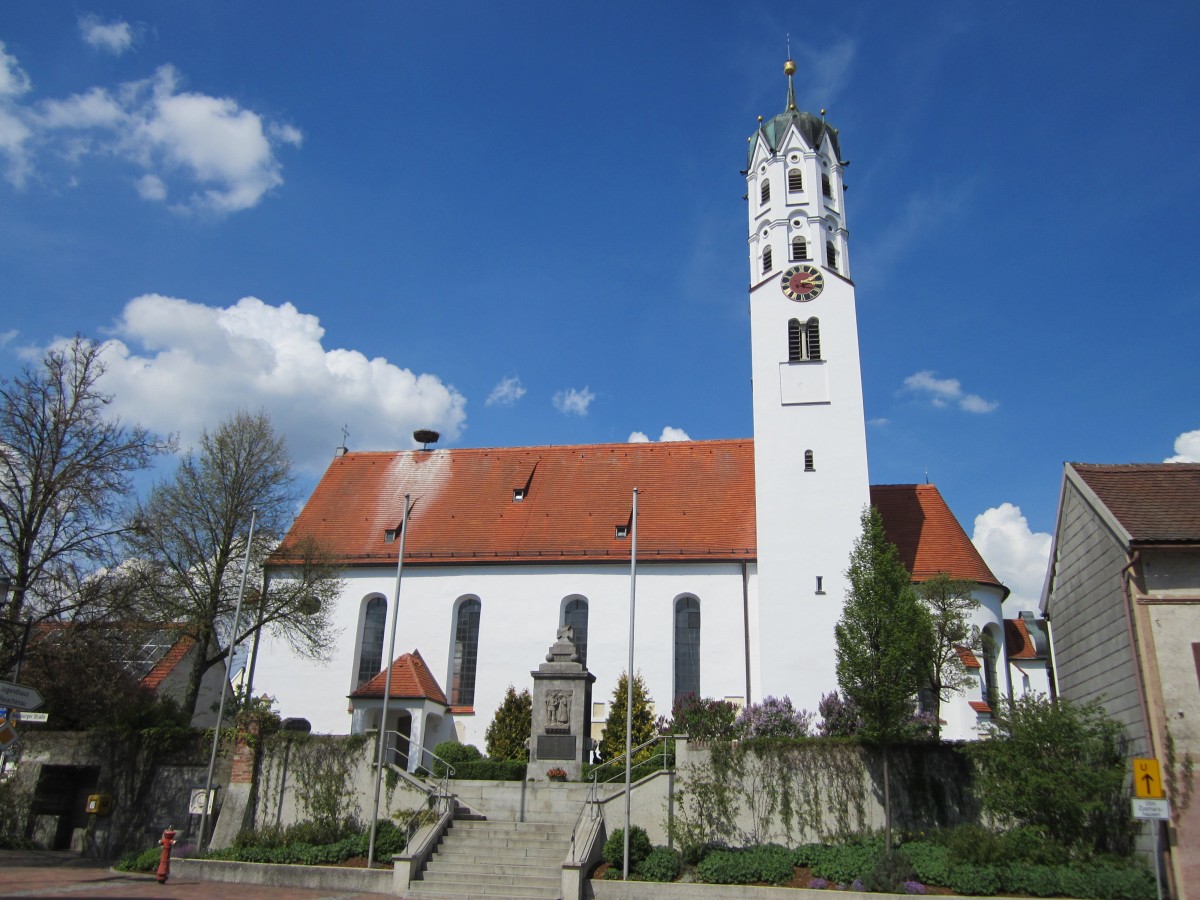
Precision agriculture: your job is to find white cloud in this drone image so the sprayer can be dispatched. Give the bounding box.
[553,387,594,416]
[0,330,17,347]
[628,426,691,443]
[1166,429,1200,463]
[79,15,135,56]
[628,431,649,443]
[78,294,465,473]
[867,417,889,427]
[796,38,856,110]
[972,503,1052,615]
[0,42,300,213]
[903,370,997,413]
[486,376,525,407]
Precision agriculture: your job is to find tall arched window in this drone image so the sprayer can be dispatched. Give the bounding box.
[760,180,771,205]
[356,596,387,687]
[804,449,815,472]
[791,236,808,261]
[980,628,1000,709]
[674,596,700,701]
[788,317,821,362]
[562,596,589,668]
[450,597,481,707]
[787,168,803,191]
[762,246,773,274]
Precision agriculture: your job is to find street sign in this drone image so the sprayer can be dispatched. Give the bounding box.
[10,711,48,723]
[1132,798,1170,820]
[0,681,43,711]
[1133,757,1165,799]
[0,719,17,750]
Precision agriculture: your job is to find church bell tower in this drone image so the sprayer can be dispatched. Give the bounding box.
[747,59,870,708]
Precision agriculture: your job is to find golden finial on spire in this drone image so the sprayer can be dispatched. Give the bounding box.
[784,59,796,76]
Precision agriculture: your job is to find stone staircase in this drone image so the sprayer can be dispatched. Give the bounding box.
[405,811,572,899]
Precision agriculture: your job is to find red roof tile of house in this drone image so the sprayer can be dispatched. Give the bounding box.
[869,484,1006,593]
[351,649,448,704]
[1004,618,1042,660]
[140,635,195,690]
[968,700,992,714]
[270,441,1004,592]
[955,645,982,669]
[1072,463,1200,544]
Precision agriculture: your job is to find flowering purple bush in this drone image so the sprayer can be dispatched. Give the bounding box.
[669,694,742,740]
[808,877,830,890]
[817,690,862,737]
[850,879,865,891]
[903,881,927,894]
[738,695,814,739]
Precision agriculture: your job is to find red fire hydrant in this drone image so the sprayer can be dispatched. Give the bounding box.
[156,827,176,884]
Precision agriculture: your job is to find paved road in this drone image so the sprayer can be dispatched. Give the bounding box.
[0,850,384,900]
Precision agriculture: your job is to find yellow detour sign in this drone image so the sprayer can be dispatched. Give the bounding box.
[1133,757,1164,799]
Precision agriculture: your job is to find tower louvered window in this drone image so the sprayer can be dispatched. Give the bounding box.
[806,317,821,359]
[788,317,821,361]
[788,319,802,361]
[826,241,837,272]
[822,174,832,198]
[791,236,808,261]
[788,168,803,191]
[804,450,815,472]
[762,246,773,274]
[760,180,770,204]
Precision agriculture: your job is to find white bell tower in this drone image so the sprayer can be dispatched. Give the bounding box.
[747,59,870,708]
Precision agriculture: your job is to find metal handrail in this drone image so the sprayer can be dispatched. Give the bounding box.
[382,732,457,851]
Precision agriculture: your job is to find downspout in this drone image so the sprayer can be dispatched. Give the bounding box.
[741,562,751,703]
[1118,550,1154,752]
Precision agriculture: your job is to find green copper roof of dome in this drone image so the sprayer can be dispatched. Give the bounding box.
[748,62,841,165]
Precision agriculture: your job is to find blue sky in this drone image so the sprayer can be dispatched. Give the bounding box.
[3,3,1198,611]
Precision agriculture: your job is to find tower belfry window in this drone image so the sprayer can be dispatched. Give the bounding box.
[822,174,832,198]
[791,236,808,261]
[826,241,837,273]
[806,317,821,359]
[788,317,821,361]
[788,168,803,192]
[762,246,773,274]
[760,180,771,205]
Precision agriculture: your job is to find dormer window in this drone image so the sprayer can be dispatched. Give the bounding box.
[788,168,803,192]
[615,525,628,539]
[762,246,773,274]
[760,180,770,205]
[384,529,397,543]
[513,488,526,502]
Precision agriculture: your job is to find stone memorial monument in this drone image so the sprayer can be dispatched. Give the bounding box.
[528,625,595,781]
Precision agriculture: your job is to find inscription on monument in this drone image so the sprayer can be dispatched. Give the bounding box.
[537,734,577,760]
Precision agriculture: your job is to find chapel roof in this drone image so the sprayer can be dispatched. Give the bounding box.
[1004,617,1044,660]
[271,440,1003,592]
[1071,463,1200,544]
[350,649,448,704]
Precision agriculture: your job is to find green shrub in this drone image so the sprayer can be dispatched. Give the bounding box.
[204,819,406,866]
[792,843,823,867]
[637,845,682,882]
[946,863,1002,895]
[431,741,482,775]
[697,844,793,885]
[862,847,918,893]
[942,824,1006,866]
[902,842,952,886]
[808,840,880,884]
[1001,863,1065,897]
[1058,863,1155,900]
[604,826,652,872]
[115,847,162,872]
[450,758,526,781]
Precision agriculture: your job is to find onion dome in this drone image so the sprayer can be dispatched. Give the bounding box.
[749,58,841,165]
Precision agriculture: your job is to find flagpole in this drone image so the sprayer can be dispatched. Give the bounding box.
[623,487,638,880]
[368,493,410,868]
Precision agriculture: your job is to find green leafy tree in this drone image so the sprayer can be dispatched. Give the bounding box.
[835,505,934,851]
[0,337,168,671]
[485,685,532,760]
[917,572,980,736]
[599,671,655,762]
[127,410,341,719]
[967,693,1134,855]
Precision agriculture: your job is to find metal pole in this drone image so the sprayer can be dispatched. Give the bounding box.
[243,569,270,701]
[623,487,638,881]
[368,493,410,868]
[198,509,257,853]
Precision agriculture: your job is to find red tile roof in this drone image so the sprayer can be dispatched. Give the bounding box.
[968,700,992,714]
[869,484,1006,592]
[955,645,982,669]
[140,635,195,690]
[351,649,448,704]
[1072,463,1200,543]
[1004,618,1042,660]
[270,441,1004,593]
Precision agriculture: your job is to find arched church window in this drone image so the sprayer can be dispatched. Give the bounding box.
[760,179,771,205]
[356,596,387,687]
[562,596,589,668]
[980,628,1000,710]
[806,317,821,360]
[788,168,803,192]
[822,174,832,198]
[826,241,837,273]
[762,246,773,274]
[451,597,482,707]
[791,236,808,261]
[674,595,700,701]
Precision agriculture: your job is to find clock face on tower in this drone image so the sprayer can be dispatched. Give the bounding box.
[781,264,824,302]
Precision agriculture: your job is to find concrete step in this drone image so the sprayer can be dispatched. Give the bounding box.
[408,878,559,899]
[445,829,569,844]
[430,845,567,863]
[421,869,560,888]
[425,859,561,879]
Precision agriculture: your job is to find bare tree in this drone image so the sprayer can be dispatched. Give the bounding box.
[917,571,981,736]
[0,337,168,670]
[128,410,340,718]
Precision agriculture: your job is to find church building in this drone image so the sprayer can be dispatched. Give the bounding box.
[258,61,1019,760]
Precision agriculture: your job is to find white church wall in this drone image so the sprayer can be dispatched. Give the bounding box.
[255,560,753,746]
[939,584,1006,741]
